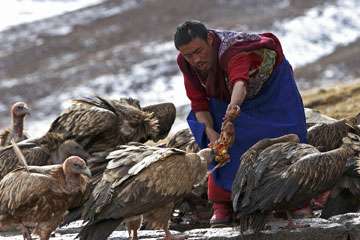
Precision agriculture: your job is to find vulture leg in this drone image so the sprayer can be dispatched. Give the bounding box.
[282,211,310,230]
[20,225,32,240]
[38,231,51,240]
[126,217,142,240]
[163,228,186,240]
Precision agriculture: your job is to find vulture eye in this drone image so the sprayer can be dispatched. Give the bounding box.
[73,163,82,168]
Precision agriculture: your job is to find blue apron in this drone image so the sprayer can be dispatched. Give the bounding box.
[187,59,307,191]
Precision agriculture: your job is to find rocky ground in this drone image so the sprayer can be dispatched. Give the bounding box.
[2,213,360,240]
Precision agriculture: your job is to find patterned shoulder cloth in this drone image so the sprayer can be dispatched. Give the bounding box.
[214,30,277,99]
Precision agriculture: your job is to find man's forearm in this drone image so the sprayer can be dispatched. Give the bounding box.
[195,111,219,143]
[195,111,214,129]
[230,81,247,106]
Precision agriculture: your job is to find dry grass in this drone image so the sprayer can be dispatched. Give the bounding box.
[301,79,360,119]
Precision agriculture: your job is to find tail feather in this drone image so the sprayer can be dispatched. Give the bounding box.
[77,219,123,240]
[238,212,266,233]
[61,207,82,226]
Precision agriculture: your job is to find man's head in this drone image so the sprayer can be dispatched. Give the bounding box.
[174,20,215,72]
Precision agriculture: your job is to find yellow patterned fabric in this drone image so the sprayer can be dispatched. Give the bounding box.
[246,48,277,99]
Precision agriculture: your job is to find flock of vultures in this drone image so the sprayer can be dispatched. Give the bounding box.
[0,96,360,240]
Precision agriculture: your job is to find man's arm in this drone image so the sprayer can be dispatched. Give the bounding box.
[195,111,219,143]
[229,80,247,108]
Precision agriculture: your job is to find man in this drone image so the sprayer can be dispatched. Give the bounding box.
[174,20,307,227]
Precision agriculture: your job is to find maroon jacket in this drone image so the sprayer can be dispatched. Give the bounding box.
[177,30,285,112]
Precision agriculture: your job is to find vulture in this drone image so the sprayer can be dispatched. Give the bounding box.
[232,133,360,233]
[0,132,90,180]
[0,156,91,240]
[166,128,208,225]
[0,102,30,147]
[165,128,200,153]
[307,113,360,152]
[47,96,176,153]
[77,144,213,240]
[307,114,360,218]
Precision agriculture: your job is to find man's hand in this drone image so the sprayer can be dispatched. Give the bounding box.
[224,104,240,122]
[205,127,219,144]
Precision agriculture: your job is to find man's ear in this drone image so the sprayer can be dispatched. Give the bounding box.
[207,32,214,45]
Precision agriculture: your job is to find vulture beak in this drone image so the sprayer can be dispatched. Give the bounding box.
[81,167,92,177]
[24,105,31,116]
[197,148,215,165]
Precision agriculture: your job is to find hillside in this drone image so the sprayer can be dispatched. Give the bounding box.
[302,79,360,119]
[0,0,359,137]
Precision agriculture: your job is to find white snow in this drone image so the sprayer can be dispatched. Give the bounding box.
[0,0,106,32]
[272,0,360,67]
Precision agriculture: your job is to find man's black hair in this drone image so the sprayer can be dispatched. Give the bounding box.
[174,20,208,50]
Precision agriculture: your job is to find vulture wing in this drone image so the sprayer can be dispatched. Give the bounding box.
[0,128,11,147]
[321,157,360,218]
[142,103,176,141]
[307,120,360,152]
[0,166,69,222]
[79,145,199,240]
[248,145,349,213]
[0,141,49,180]
[48,97,118,144]
[232,134,300,211]
[166,128,199,153]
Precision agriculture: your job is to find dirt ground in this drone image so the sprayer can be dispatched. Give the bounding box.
[301,79,360,120]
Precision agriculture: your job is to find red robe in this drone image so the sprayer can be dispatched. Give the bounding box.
[177,30,285,112]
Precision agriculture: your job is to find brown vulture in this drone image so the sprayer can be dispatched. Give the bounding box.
[0,156,91,240]
[0,102,30,147]
[232,133,360,233]
[77,144,213,240]
[306,114,360,218]
[307,114,360,152]
[46,96,176,153]
[0,133,90,180]
[166,128,209,226]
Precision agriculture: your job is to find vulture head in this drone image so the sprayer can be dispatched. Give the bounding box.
[36,133,90,165]
[63,156,92,193]
[57,140,91,164]
[193,148,214,184]
[63,156,91,177]
[11,102,30,119]
[197,148,215,165]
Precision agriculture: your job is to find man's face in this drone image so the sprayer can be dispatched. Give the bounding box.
[178,33,214,72]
